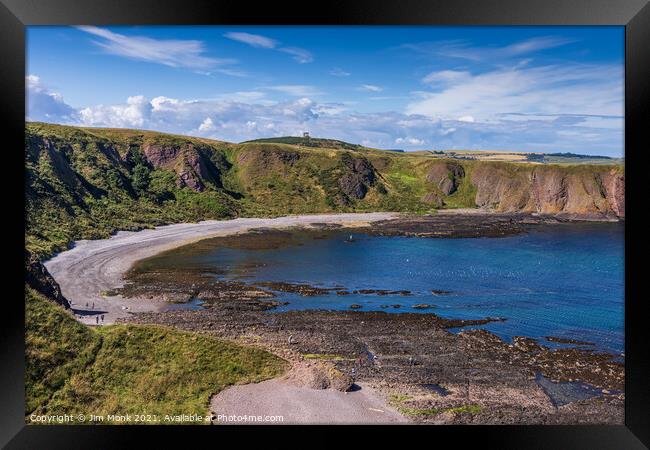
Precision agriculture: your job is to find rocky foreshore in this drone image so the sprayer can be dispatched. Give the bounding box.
[121,303,624,424]
[115,213,624,425]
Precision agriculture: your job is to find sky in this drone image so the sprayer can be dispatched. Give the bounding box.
[26,26,624,156]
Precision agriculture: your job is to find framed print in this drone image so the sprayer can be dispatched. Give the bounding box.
[2,0,648,447]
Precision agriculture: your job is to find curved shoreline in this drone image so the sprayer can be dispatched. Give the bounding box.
[44,212,399,325]
[43,210,624,424]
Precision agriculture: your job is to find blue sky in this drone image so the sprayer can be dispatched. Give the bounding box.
[27,26,624,156]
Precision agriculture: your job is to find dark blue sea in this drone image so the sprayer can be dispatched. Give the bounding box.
[196,223,624,354]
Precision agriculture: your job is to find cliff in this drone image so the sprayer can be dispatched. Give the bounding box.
[25,122,624,260]
[470,163,624,219]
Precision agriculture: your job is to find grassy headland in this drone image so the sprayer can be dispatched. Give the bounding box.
[26,288,286,423]
[25,122,623,259]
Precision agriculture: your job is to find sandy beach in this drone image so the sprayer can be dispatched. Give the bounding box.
[211,380,409,424]
[44,212,398,325]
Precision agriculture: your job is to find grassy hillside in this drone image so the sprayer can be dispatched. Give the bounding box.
[25,122,625,259]
[25,122,625,260]
[25,123,241,258]
[26,287,286,423]
[242,135,366,151]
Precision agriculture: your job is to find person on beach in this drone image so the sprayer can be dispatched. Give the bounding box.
[101,314,104,322]
[95,316,99,325]
[288,335,294,345]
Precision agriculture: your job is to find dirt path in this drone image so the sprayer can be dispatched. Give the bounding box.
[210,380,409,425]
[43,213,399,325]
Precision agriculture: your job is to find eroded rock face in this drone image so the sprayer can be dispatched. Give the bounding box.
[25,250,70,309]
[338,155,377,200]
[471,164,534,212]
[531,168,568,213]
[600,169,625,218]
[426,162,465,195]
[143,143,223,192]
[142,143,180,168]
[470,164,625,218]
[421,191,445,207]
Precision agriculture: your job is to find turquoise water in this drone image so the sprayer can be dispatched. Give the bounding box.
[197,223,624,354]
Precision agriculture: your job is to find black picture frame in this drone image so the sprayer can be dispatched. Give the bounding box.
[2,0,648,447]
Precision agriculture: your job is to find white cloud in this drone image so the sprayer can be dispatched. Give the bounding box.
[329,68,351,77]
[422,70,471,86]
[359,84,383,92]
[224,32,277,48]
[214,91,267,103]
[278,47,314,64]
[30,75,622,156]
[458,115,475,123]
[224,31,313,63]
[405,36,577,62]
[198,117,215,132]
[78,26,234,70]
[395,137,425,146]
[79,95,152,128]
[71,93,618,154]
[267,85,322,97]
[407,63,623,121]
[26,75,78,123]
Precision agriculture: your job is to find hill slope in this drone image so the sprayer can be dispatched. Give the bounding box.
[26,287,285,422]
[242,136,366,151]
[25,122,625,259]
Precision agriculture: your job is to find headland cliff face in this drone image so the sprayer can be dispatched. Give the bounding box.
[469,163,624,219]
[25,122,624,257]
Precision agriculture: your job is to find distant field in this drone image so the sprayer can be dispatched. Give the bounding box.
[244,136,620,165]
[415,149,622,165]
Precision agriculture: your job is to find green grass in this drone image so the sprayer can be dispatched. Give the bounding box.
[441,164,479,209]
[242,136,365,151]
[389,393,414,403]
[26,288,102,415]
[388,390,481,418]
[26,288,286,424]
[397,404,482,418]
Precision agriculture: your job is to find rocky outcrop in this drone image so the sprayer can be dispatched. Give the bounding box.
[421,191,445,207]
[143,142,223,192]
[281,361,353,392]
[426,162,465,195]
[338,154,377,200]
[25,250,70,309]
[470,164,624,219]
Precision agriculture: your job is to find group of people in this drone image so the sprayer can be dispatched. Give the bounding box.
[71,301,105,325]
